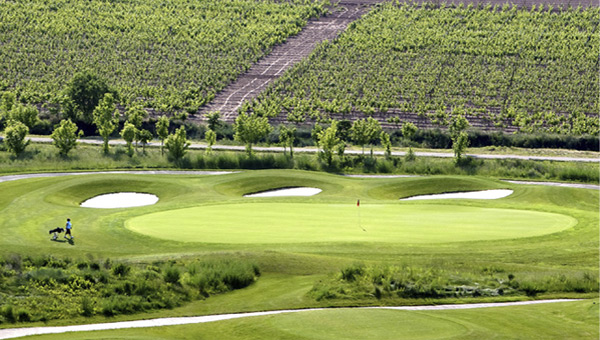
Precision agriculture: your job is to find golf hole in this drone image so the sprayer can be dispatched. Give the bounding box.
[244,187,322,197]
[80,192,159,208]
[401,189,513,201]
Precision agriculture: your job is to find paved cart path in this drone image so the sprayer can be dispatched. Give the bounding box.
[0,299,581,339]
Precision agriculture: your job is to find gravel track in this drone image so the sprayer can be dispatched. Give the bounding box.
[0,299,581,339]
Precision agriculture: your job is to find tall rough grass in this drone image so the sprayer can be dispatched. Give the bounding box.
[310,264,599,301]
[0,254,259,324]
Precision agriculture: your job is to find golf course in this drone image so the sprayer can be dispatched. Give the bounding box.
[0,169,598,339]
[0,0,598,337]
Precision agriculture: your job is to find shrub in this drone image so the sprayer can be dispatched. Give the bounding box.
[163,266,181,284]
[80,297,94,317]
[341,263,365,282]
[16,309,31,322]
[112,263,130,277]
[1,305,15,323]
[520,282,546,297]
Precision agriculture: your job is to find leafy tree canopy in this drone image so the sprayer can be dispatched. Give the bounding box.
[66,70,112,123]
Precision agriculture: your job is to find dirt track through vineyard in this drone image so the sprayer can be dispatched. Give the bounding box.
[195,2,370,123]
[193,0,596,128]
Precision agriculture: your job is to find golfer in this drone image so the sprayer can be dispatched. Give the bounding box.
[64,218,74,239]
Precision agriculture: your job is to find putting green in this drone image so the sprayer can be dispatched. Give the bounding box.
[126,203,576,244]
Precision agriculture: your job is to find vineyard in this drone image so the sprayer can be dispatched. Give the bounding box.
[0,0,327,113]
[250,3,599,135]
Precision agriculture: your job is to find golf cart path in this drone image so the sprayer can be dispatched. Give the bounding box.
[24,137,600,163]
[0,299,581,339]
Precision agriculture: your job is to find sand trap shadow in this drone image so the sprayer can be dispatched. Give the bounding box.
[244,187,322,198]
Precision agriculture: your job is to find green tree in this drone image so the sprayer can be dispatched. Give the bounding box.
[401,122,418,161]
[65,70,111,123]
[125,104,147,150]
[279,124,296,158]
[205,129,216,155]
[351,117,381,155]
[8,104,39,129]
[317,121,340,167]
[0,91,16,118]
[137,129,153,154]
[234,112,272,156]
[92,93,120,154]
[4,120,30,156]
[125,104,146,128]
[448,114,470,163]
[165,126,190,164]
[311,123,322,151]
[51,119,82,156]
[380,130,392,159]
[156,115,170,155]
[121,122,136,156]
[205,111,221,131]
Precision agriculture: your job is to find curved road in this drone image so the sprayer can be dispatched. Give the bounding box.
[0,299,581,339]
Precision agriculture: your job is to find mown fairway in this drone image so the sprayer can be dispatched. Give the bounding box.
[0,169,597,338]
[16,300,600,339]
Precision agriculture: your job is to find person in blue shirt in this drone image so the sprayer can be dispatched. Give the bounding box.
[64,218,74,239]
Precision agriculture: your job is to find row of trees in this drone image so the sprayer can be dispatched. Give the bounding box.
[0,86,190,161]
[1,94,471,164]
[233,112,469,164]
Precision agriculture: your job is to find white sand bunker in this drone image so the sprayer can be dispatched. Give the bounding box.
[244,187,322,198]
[81,192,159,208]
[401,189,513,201]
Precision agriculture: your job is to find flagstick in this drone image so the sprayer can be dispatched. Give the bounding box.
[357,199,366,232]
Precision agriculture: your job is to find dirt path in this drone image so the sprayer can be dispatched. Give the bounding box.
[0,299,581,339]
[194,3,371,123]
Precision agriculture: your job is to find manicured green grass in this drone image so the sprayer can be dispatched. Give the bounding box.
[127,203,575,244]
[21,300,599,339]
[0,169,597,335]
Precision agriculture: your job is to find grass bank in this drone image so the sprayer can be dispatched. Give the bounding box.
[1,142,598,183]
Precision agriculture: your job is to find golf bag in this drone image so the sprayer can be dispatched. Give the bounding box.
[49,227,64,234]
[49,227,64,239]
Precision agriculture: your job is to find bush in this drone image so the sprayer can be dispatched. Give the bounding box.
[341,263,365,282]
[112,263,130,277]
[163,266,181,284]
[1,305,15,323]
[16,309,31,322]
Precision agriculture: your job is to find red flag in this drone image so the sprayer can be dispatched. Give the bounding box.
[357,199,360,207]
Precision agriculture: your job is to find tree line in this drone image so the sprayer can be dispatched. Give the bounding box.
[1,70,474,165]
